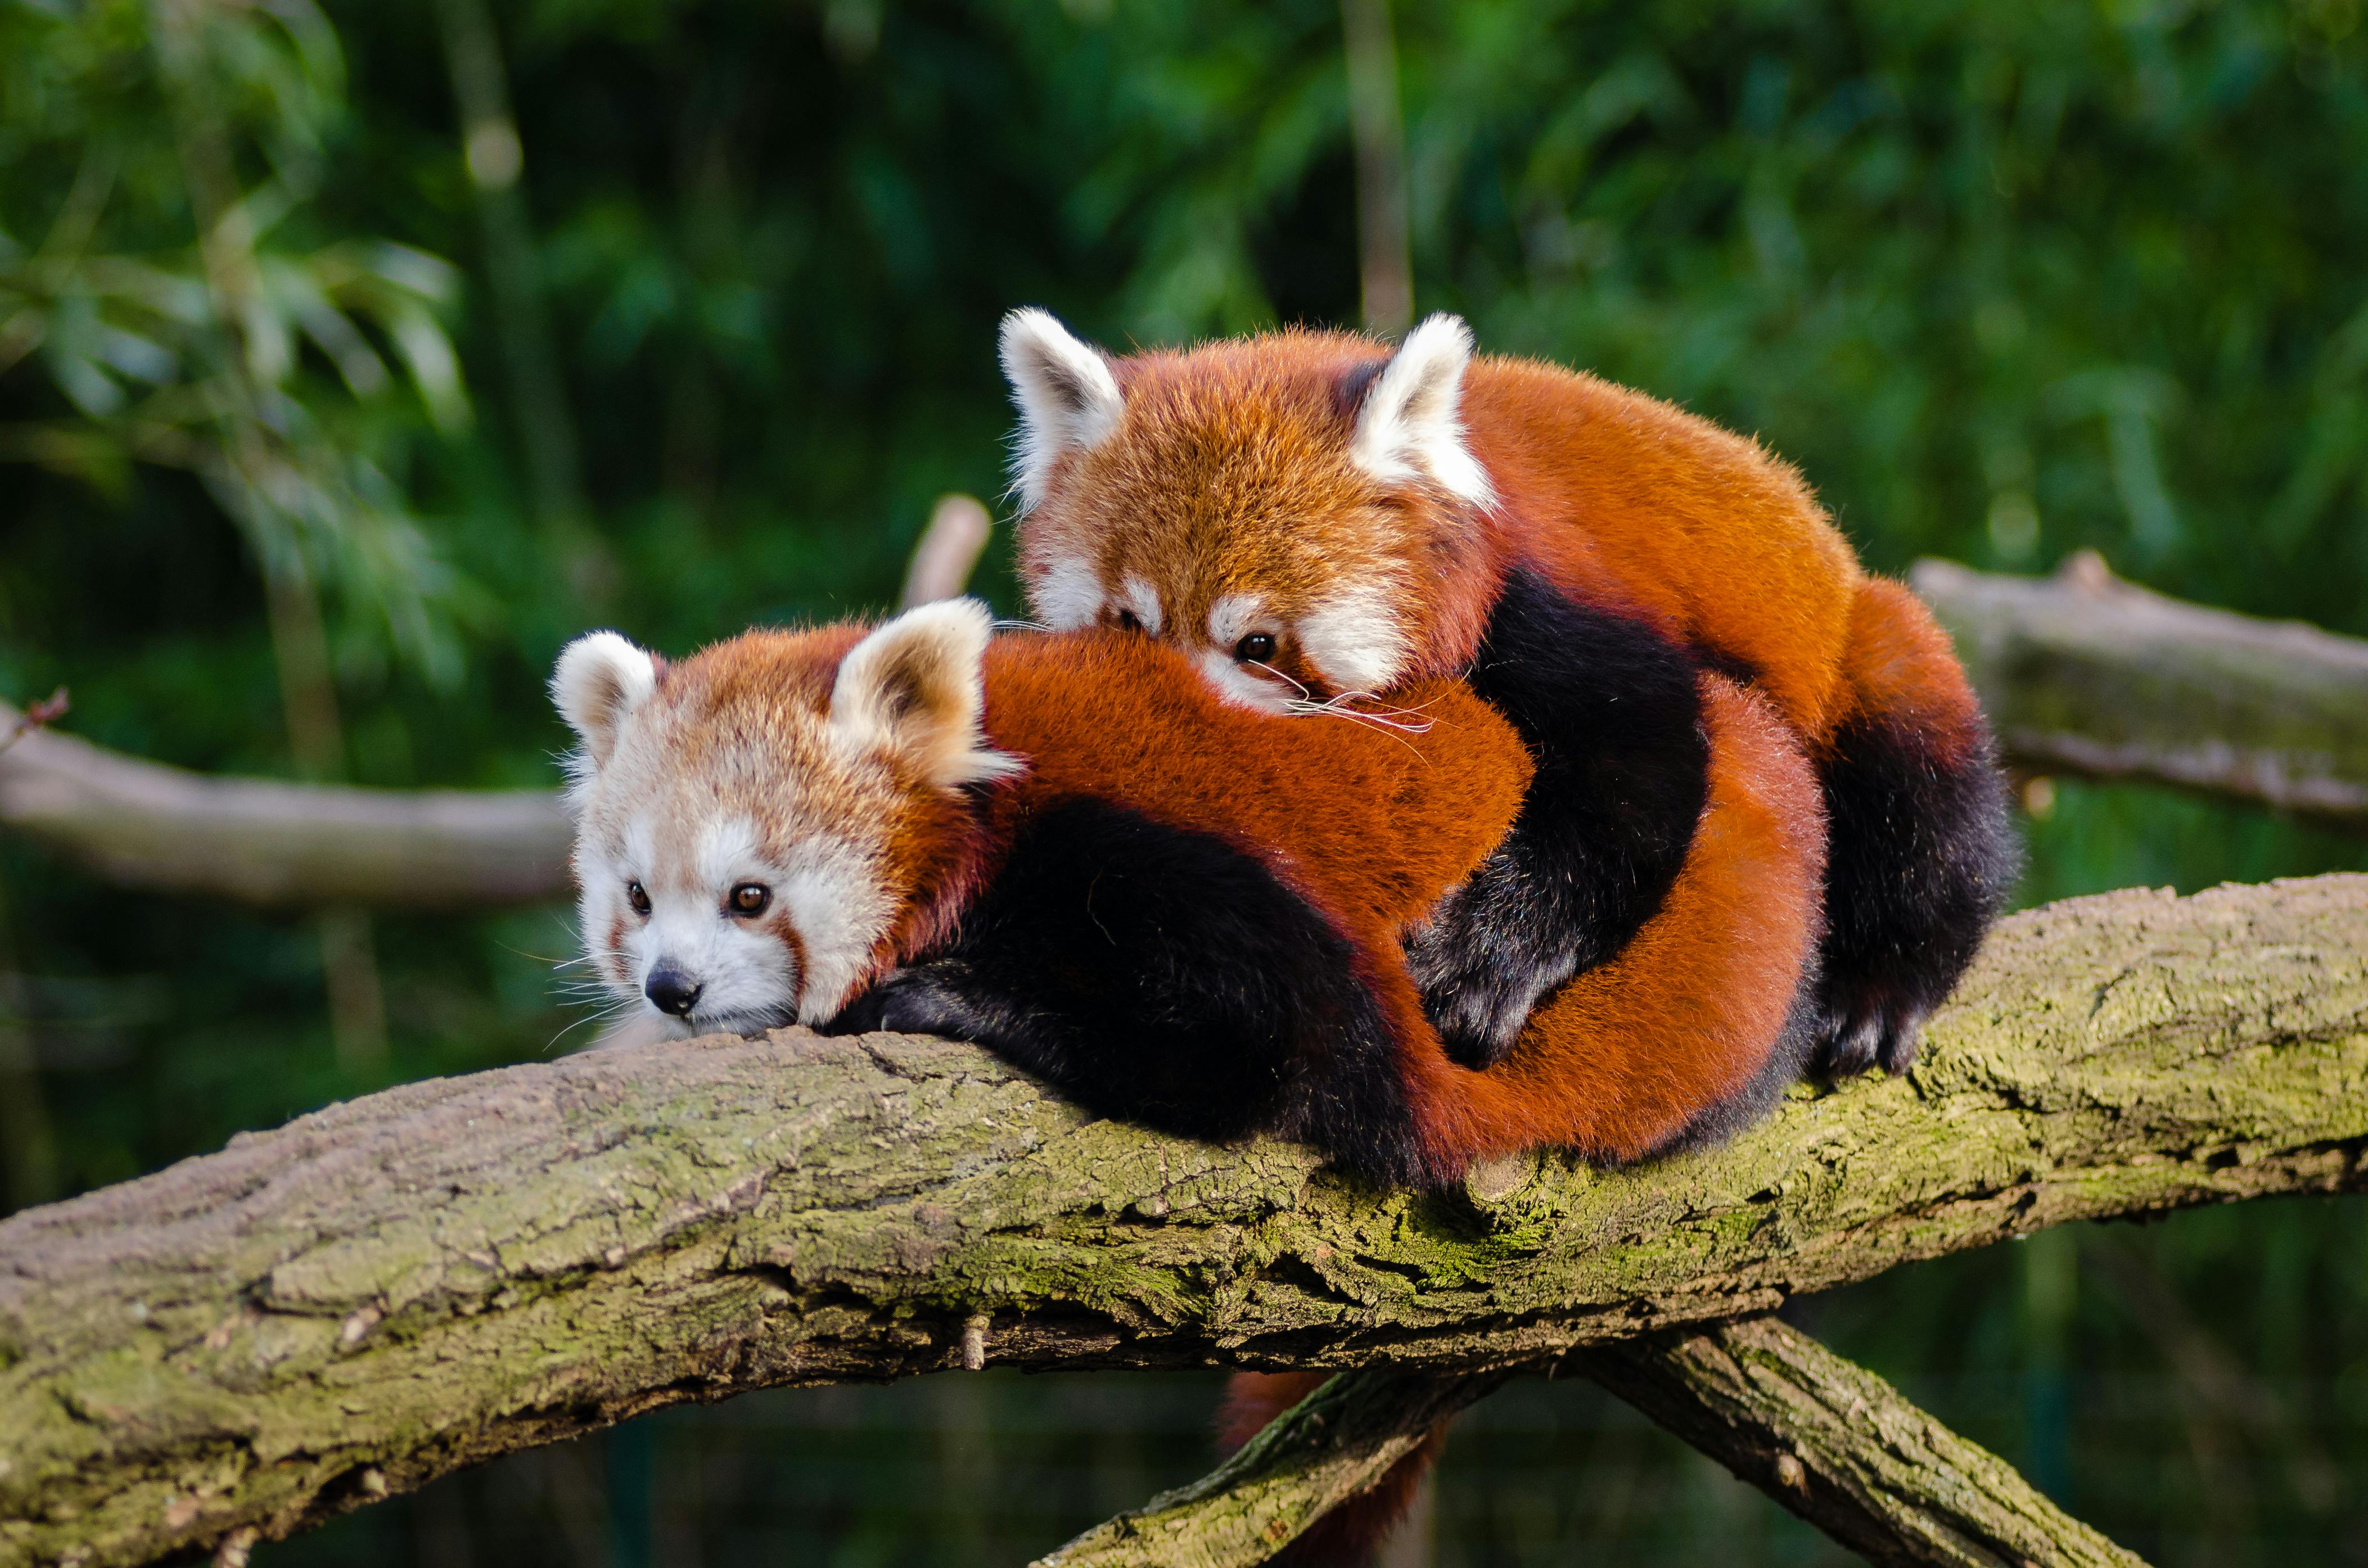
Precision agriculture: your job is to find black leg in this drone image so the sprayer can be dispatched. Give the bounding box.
[828,798,1429,1186]
[1405,570,1711,1069]
[1813,715,2019,1075]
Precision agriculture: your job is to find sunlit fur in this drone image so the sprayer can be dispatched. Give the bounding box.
[556,603,1014,1038]
[1002,311,2015,1073]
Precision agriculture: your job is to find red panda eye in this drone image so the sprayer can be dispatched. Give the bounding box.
[1113,609,1143,633]
[626,880,651,916]
[728,882,771,918]
[1234,634,1278,665]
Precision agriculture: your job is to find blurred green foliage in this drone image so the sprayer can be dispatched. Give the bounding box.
[3,0,2367,1560]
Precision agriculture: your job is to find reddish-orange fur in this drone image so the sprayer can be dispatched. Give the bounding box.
[1025,327,1939,755]
[970,632,1530,950]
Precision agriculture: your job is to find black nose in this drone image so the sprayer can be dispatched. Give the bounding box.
[644,967,702,1017]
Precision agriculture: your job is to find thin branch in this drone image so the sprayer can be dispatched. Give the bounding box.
[898,494,995,611]
[1580,1316,2148,1568]
[3,874,2366,1567]
[1340,0,1412,336]
[0,688,67,760]
[1034,1370,1505,1568]
[1915,552,2368,829]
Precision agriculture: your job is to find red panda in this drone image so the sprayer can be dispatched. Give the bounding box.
[998,310,2018,1081]
[554,600,1828,1566]
[552,597,1823,1186]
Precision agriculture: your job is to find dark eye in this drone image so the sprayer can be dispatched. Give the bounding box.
[625,880,651,916]
[728,882,772,918]
[1233,633,1278,665]
[1113,609,1143,633]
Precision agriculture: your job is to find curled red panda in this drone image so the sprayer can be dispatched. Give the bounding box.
[553,599,1822,1187]
[998,310,2018,1079]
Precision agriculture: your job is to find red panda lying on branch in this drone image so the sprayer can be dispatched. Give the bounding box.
[998,310,2019,1082]
[552,598,1824,1190]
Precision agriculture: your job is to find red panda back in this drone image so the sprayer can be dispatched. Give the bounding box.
[978,630,1532,938]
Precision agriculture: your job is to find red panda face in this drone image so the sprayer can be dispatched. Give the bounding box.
[551,605,1017,1039]
[1002,311,1495,709]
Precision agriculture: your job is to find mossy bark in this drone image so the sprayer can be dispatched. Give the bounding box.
[1032,1369,1500,1568]
[1585,1316,2148,1567]
[4,875,2366,1567]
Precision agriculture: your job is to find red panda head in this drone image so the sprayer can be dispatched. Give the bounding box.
[552,602,1020,1038]
[1002,310,1496,710]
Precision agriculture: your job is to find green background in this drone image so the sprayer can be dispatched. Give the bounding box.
[4,0,2367,1561]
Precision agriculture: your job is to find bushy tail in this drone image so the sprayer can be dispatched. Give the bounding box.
[1216,1371,1445,1566]
[1812,575,2020,1074]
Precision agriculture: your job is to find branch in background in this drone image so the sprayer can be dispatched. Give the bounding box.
[1581,1316,2148,1568]
[4,874,2365,1567]
[1035,1370,1507,1568]
[1339,0,1412,337]
[0,688,66,759]
[1914,552,2368,830]
[8,556,2364,911]
[0,703,570,907]
[899,494,995,610]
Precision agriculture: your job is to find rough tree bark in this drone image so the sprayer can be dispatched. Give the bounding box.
[1050,1312,2153,1568]
[3,874,2365,1567]
[1915,552,2368,829]
[1585,1316,2145,1568]
[1035,1368,1507,1568]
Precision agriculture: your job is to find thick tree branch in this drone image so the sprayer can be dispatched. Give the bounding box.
[3,874,2365,1566]
[1583,1316,2146,1567]
[0,702,571,907]
[1915,553,2368,828]
[1034,1369,1504,1568]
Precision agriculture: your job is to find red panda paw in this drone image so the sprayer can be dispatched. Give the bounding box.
[1812,993,1926,1078]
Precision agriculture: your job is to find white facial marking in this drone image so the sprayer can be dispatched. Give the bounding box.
[610,811,801,1037]
[777,838,899,1024]
[1119,575,1165,635]
[1195,645,1292,712]
[1348,313,1494,508]
[1000,307,1125,510]
[1206,594,1264,649]
[1029,554,1104,631]
[1296,581,1411,694]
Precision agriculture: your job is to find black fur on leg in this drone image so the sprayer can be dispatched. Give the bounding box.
[1404,570,1711,1070]
[1813,716,2020,1076]
[824,797,1428,1187]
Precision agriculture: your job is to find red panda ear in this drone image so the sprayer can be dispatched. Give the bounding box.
[999,307,1124,510]
[1348,313,1494,509]
[552,630,660,771]
[832,599,1025,789]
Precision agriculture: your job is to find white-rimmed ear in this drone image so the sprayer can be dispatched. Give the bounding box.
[552,630,659,771]
[1000,307,1125,509]
[832,598,1024,788]
[1349,313,1493,507]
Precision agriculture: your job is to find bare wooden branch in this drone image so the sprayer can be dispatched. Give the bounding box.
[1582,1316,2148,1568]
[1033,1370,1504,1568]
[899,493,995,610]
[0,702,571,908]
[1915,553,2368,828]
[3,874,2365,1567]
